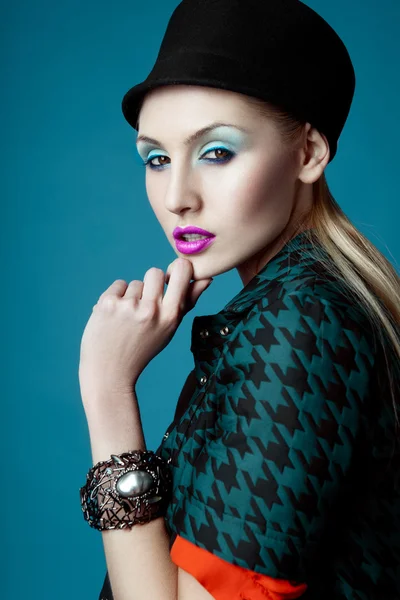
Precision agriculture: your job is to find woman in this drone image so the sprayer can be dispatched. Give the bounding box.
[78,1,400,599]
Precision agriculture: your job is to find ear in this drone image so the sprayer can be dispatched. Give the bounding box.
[298,124,330,184]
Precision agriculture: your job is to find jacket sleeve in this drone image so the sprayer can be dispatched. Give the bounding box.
[168,291,376,582]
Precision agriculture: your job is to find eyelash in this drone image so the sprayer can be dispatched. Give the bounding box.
[140,147,235,170]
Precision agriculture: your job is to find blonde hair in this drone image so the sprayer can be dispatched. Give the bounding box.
[245,95,400,428]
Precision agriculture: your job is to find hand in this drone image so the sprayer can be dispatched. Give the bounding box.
[78,258,213,403]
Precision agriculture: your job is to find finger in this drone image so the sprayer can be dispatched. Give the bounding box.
[165,262,175,285]
[123,280,144,300]
[165,258,190,284]
[162,258,193,312]
[98,279,128,301]
[141,267,166,302]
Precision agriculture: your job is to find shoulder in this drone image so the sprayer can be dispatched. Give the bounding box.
[243,270,378,356]
[222,273,379,403]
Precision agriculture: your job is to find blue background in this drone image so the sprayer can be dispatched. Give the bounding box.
[3,0,399,597]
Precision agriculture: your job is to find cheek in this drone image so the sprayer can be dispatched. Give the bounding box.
[145,177,163,217]
[145,177,177,241]
[145,176,156,204]
[229,152,295,221]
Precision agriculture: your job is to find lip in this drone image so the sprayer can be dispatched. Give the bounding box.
[174,236,216,255]
[173,225,215,239]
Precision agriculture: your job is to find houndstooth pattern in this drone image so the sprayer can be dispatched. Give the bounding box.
[99,231,400,600]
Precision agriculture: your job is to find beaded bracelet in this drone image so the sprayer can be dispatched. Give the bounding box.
[80,450,172,530]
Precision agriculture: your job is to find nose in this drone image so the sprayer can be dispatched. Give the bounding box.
[163,161,201,216]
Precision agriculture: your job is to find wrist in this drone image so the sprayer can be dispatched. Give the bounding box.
[80,379,137,415]
[79,373,136,397]
[81,389,145,464]
[88,411,146,464]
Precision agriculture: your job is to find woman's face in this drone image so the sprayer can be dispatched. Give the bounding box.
[136,85,309,284]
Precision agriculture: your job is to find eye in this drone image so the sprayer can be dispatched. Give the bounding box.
[146,155,170,167]
[141,146,235,170]
[202,147,233,161]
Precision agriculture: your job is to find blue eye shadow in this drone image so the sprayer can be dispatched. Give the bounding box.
[134,125,249,165]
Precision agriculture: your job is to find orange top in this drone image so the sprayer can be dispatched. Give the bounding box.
[170,534,308,599]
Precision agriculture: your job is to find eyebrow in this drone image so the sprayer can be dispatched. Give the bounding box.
[136,122,250,147]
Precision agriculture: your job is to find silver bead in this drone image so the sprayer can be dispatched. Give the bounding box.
[220,326,230,336]
[200,328,209,338]
[200,375,208,385]
[147,495,163,504]
[115,469,154,498]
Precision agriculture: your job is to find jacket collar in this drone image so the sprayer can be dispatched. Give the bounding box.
[223,228,322,314]
[190,229,326,357]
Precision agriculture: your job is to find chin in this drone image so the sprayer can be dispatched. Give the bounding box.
[191,259,234,282]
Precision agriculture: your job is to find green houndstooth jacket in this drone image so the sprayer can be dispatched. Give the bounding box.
[99,229,400,600]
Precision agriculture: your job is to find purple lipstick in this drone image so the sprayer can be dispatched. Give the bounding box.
[173,225,216,255]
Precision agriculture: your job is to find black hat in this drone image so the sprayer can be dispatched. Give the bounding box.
[121,0,356,163]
